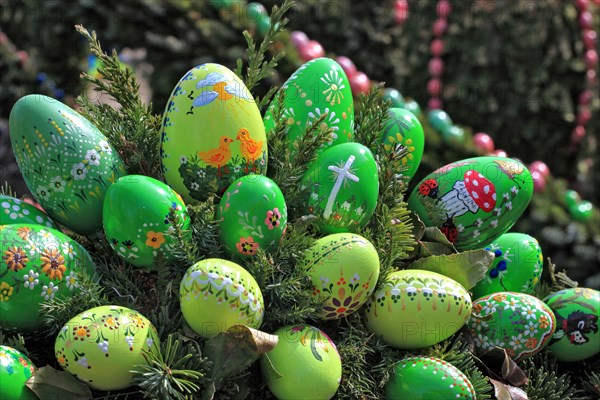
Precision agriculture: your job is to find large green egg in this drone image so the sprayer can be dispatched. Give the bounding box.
[9,94,126,235]
[264,57,354,156]
[302,142,378,233]
[217,175,287,257]
[102,175,190,268]
[0,224,96,332]
[381,108,425,182]
[544,288,599,362]
[0,346,37,400]
[160,63,267,203]
[0,194,56,228]
[407,156,533,250]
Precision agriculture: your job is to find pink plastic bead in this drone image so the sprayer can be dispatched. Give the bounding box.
[473,132,495,153]
[531,170,546,193]
[298,40,324,62]
[290,31,309,48]
[579,11,593,30]
[394,0,409,24]
[428,98,443,110]
[428,57,445,77]
[530,161,550,178]
[577,109,592,125]
[587,69,597,84]
[427,78,442,96]
[430,39,444,56]
[585,49,598,68]
[436,0,452,18]
[491,149,508,157]
[579,90,593,106]
[433,19,448,37]
[350,72,371,95]
[583,30,597,49]
[572,125,586,142]
[576,0,589,11]
[336,56,357,79]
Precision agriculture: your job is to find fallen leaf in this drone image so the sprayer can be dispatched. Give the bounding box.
[478,347,528,387]
[25,366,92,400]
[422,226,457,251]
[408,212,426,241]
[490,378,529,400]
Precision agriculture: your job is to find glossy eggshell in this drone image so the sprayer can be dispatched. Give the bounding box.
[0,346,37,400]
[54,305,160,391]
[385,356,476,400]
[179,258,264,337]
[302,233,380,319]
[544,288,600,362]
[260,325,341,400]
[381,108,425,182]
[408,156,533,250]
[302,142,379,233]
[217,175,287,257]
[102,175,190,268]
[160,63,267,203]
[9,94,126,235]
[264,57,354,155]
[0,224,96,332]
[364,269,472,349]
[467,292,556,361]
[0,194,56,228]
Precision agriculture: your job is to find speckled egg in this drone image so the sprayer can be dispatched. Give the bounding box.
[365,269,472,349]
[179,258,264,338]
[544,288,599,362]
[385,356,476,400]
[0,345,37,400]
[102,175,190,268]
[260,325,341,400]
[0,194,56,228]
[302,233,380,319]
[9,94,126,235]
[160,63,267,202]
[381,108,425,182]
[467,292,556,361]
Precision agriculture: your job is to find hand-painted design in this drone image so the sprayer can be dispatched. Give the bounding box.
[236,128,264,172]
[418,179,439,199]
[186,72,253,114]
[23,270,39,290]
[265,208,282,230]
[545,288,599,346]
[236,236,259,256]
[321,68,347,106]
[288,325,338,362]
[145,231,165,249]
[324,156,359,219]
[482,243,513,285]
[0,195,56,228]
[40,282,58,300]
[307,107,341,144]
[40,248,66,280]
[0,282,13,301]
[0,346,36,377]
[4,246,28,272]
[494,159,527,188]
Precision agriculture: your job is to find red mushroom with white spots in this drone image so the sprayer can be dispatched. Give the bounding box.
[439,170,497,217]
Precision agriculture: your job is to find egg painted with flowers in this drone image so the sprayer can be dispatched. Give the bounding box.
[385,356,476,400]
[54,305,160,391]
[544,288,599,362]
[381,108,425,182]
[364,269,472,349]
[0,224,96,332]
[467,292,556,361]
[472,233,543,300]
[217,175,287,257]
[0,194,56,228]
[260,325,342,400]
[102,175,190,268]
[302,233,380,319]
[9,94,126,235]
[179,258,264,338]
[160,63,267,203]
[0,345,37,400]
[263,57,354,155]
[408,156,533,250]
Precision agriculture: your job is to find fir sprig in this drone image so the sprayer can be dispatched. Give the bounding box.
[522,351,580,400]
[0,182,17,198]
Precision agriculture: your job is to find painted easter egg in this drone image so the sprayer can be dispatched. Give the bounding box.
[217,175,287,257]
[381,108,425,182]
[302,142,378,233]
[0,194,56,228]
[364,269,472,349]
[544,288,599,362]
[160,63,267,203]
[263,57,354,155]
[407,156,533,250]
[385,356,476,400]
[9,94,126,235]
[467,292,556,361]
[102,175,190,268]
[472,233,543,300]
[428,109,453,134]
[0,224,96,332]
[260,325,341,400]
[0,346,36,400]
[54,305,160,391]
[302,233,380,319]
[179,258,264,337]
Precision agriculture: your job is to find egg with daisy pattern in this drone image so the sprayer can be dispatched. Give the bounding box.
[0,345,37,400]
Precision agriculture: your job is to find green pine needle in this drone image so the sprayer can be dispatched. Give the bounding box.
[522,351,579,400]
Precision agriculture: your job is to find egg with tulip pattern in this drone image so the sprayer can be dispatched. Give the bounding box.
[0,346,37,400]
[0,194,56,228]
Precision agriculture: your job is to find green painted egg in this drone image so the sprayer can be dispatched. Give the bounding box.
[179,258,264,337]
[385,356,476,400]
[407,156,533,250]
[0,194,56,228]
[9,94,126,235]
[402,99,422,117]
[217,175,287,257]
[467,292,556,361]
[302,142,378,233]
[544,288,599,362]
[382,88,405,108]
[302,233,380,319]
[428,109,453,134]
[0,224,96,332]
[264,57,354,155]
[102,175,190,268]
[472,233,543,300]
[381,108,425,182]
[364,269,472,349]
[160,63,267,203]
[0,346,37,400]
[54,305,160,391]
[260,325,341,400]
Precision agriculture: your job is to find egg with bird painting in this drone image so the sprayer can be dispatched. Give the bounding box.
[160,63,268,202]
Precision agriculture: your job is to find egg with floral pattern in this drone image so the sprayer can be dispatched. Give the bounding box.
[0,224,96,332]
[0,345,37,400]
[302,233,380,320]
[102,175,190,268]
[179,258,264,338]
[381,108,425,182]
[9,94,126,235]
[54,305,160,391]
[0,194,56,228]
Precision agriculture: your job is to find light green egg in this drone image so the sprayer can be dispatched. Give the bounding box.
[381,108,425,182]
[0,194,56,228]
[0,346,37,400]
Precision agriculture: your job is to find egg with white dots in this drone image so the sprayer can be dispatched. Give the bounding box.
[0,194,56,228]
